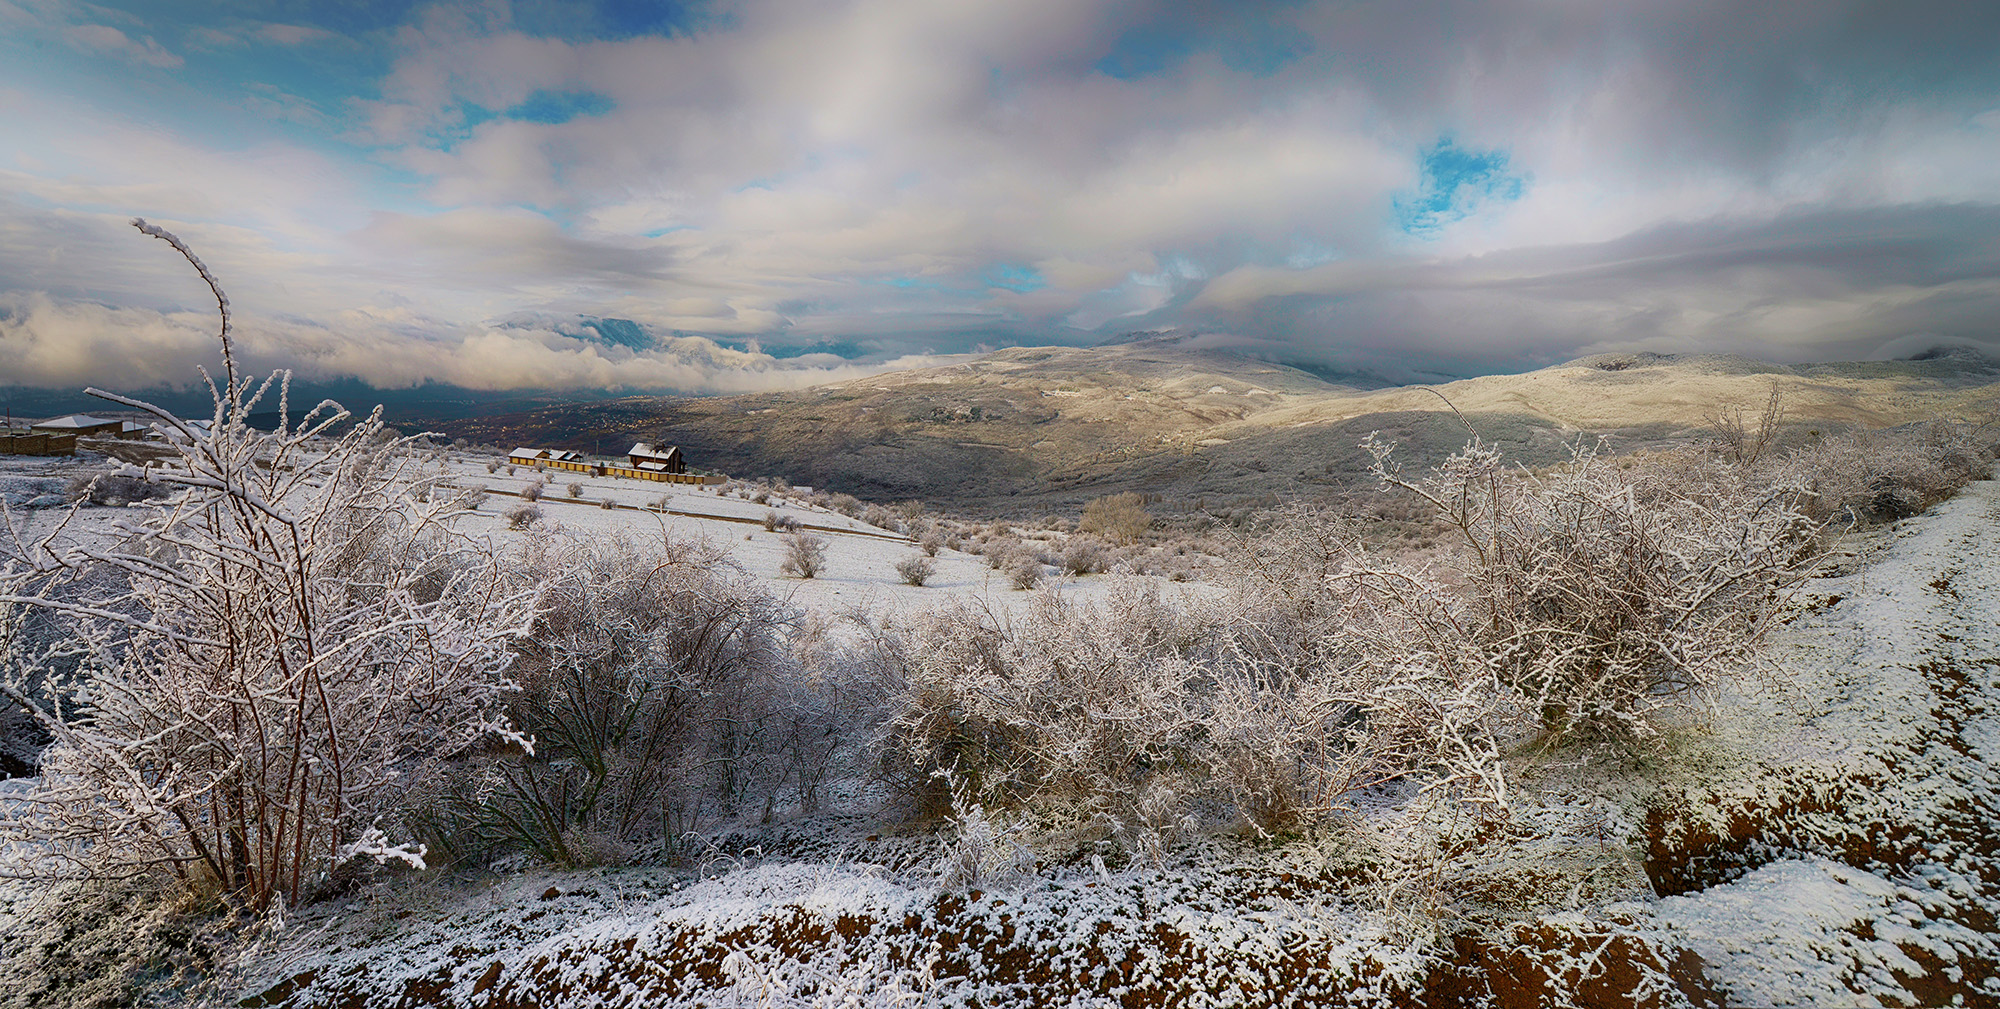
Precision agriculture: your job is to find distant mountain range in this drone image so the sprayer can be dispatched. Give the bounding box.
[412,340,2000,516]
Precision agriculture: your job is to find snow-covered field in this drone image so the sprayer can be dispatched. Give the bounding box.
[429,456,1201,618]
[3,450,1200,623]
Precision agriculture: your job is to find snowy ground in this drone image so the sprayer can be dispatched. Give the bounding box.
[1635,474,2000,1005]
[6,449,1996,1006]
[3,450,1204,623]
[431,455,1205,618]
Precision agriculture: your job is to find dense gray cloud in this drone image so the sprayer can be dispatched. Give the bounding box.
[0,0,1996,394]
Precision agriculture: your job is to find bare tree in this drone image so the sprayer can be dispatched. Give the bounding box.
[0,220,535,909]
[1705,382,1784,466]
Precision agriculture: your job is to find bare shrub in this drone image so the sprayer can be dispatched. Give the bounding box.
[505,503,543,529]
[0,221,533,910]
[415,533,800,867]
[1705,382,1784,466]
[1079,492,1150,544]
[599,498,615,510]
[895,554,936,586]
[62,473,172,507]
[567,481,584,499]
[780,531,827,578]
[1783,419,1993,527]
[876,590,1206,817]
[763,510,799,533]
[1059,537,1105,576]
[1362,433,1818,745]
[486,461,499,473]
[828,493,862,518]
[862,503,897,532]
[918,530,944,556]
[1007,555,1042,590]
[520,479,544,502]
[986,540,1014,570]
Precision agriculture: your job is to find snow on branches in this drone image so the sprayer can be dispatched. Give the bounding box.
[0,221,537,909]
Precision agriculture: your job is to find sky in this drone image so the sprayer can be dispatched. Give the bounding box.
[3,0,1999,398]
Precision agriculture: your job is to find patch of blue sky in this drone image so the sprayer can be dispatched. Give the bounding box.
[506,89,615,124]
[1216,21,1307,77]
[1095,25,1191,80]
[585,0,716,38]
[983,264,1046,293]
[642,225,695,238]
[1095,9,1306,81]
[1395,138,1527,237]
[880,275,951,291]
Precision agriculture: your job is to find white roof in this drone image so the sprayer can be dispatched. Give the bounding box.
[510,447,548,459]
[34,414,112,429]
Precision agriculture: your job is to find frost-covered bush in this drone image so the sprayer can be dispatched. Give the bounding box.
[877,590,1207,819]
[0,221,533,910]
[1364,435,1818,745]
[416,532,809,867]
[780,531,826,579]
[505,503,542,529]
[567,481,584,499]
[1783,419,1994,527]
[1058,537,1106,576]
[861,503,896,532]
[62,473,171,507]
[1007,556,1042,590]
[894,554,935,587]
[520,479,543,502]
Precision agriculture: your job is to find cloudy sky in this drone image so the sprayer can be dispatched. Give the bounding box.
[4,0,1999,397]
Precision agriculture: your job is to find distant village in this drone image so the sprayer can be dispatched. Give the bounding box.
[2,415,723,487]
[0,413,159,456]
[509,441,722,485]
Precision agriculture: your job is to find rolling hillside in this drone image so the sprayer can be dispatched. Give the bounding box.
[420,339,2000,515]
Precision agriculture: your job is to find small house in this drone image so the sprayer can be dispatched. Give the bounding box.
[509,447,550,465]
[33,414,124,438]
[628,442,686,474]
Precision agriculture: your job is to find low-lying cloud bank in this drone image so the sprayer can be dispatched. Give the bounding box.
[0,292,955,397]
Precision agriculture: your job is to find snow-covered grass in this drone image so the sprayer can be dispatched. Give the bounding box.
[428,455,1204,618]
